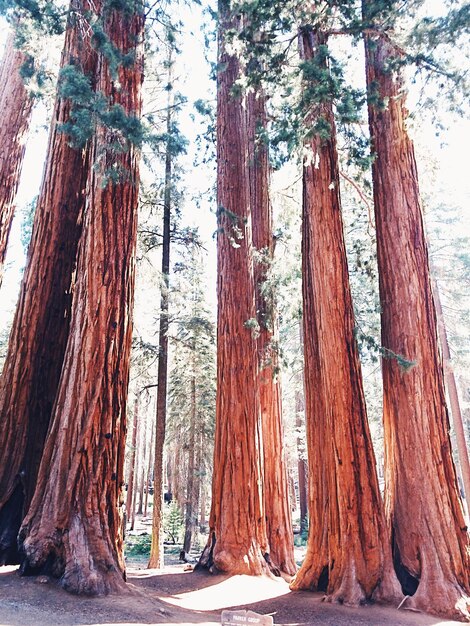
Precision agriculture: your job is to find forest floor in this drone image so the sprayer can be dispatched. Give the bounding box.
[0,560,464,626]
[0,516,464,626]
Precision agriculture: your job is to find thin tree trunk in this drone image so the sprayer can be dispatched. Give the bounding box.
[296,322,308,535]
[182,375,197,557]
[18,4,144,595]
[194,416,204,533]
[295,388,307,535]
[130,477,137,532]
[432,274,470,510]
[364,28,470,618]
[199,476,207,532]
[290,27,400,605]
[137,428,146,516]
[0,31,33,288]
[144,428,154,518]
[148,51,173,569]
[196,1,268,575]
[126,396,139,521]
[247,86,295,576]
[0,1,95,565]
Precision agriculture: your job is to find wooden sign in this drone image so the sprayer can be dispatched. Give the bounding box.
[221,609,274,626]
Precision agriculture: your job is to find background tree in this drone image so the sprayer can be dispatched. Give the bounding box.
[167,245,216,559]
[0,31,33,288]
[148,32,186,568]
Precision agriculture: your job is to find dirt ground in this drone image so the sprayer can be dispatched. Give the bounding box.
[0,562,464,626]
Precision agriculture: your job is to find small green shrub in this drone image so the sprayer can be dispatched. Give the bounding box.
[125,533,151,557]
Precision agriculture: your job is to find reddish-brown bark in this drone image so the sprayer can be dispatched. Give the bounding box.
[290,27,400,605]
[365,31,470,619]
[0,2,95,565]
[0,31,33,288]
[197,2,268,575]
[247,89,295,576]
[18,6,144,595]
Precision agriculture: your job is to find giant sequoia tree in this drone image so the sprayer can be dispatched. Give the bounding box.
[0,0,96,565]
[290,26,400,604]
[246,88,295,576]
[197,0,269,575]
[18,0,144,595]
[0,31,33,288]
[364,16,470,618]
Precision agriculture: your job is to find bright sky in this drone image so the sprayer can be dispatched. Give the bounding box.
[0,8,469,333]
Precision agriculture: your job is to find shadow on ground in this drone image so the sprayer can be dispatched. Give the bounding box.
[0,564,463,626]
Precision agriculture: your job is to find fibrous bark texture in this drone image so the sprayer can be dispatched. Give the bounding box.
[290,27,400,605]
[0,31,33,288]
[0,2,95,565]
[197,2,268,576]
[18,6,144,595]
[365,31,470,620]
[247,88,295,576]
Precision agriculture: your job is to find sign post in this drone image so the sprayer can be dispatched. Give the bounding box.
[221,609,274,626]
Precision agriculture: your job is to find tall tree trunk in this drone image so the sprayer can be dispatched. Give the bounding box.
[296,322,308,535]
[199,465,207,531]
[196,1,268,575]
[137,418,147,516]
[130,476,137,532]
[295,388,308,536]
[148,52,173,569]
[18,5,144,595]
[126,396,139,521]
[247,88,295,576]
[290,27,400,605]
[144,428,154,518]
[432,274,470,510]
[182,375,197,556]
[0,31,33,288]
[0,1,95,565]
[364,29,470,618]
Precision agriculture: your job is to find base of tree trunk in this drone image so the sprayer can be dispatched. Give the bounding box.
[0,483,24,565]
[290,555,401,607]
[196,531,273,576]
[400,568,470,621]
[19,516,127,596]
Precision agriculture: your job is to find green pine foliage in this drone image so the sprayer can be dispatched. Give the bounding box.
[166,244,216,517]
